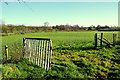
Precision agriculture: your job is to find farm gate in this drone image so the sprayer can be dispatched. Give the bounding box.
[23,38,52,71]
[94,33,118,48]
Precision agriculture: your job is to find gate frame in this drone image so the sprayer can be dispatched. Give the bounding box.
[94,33,117,48]
[23,38,52,71]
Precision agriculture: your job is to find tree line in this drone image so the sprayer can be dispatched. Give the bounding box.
[1,24,120,34]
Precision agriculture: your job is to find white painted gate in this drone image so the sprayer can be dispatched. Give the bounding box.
[23,38,52,70]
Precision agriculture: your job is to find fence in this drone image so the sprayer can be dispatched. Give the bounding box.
[94,33,117,48]
[23,38,52,71]
[118,31,120,41]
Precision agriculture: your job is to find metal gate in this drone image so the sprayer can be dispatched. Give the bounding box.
[94,33,117,48]
[23,38,52,70]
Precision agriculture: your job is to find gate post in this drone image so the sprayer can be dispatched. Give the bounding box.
[94,33,97,49]
[5,45,8,61]
[100,33,103,47]
[23,38,25,58]
[113,33,117,46]
[50,40,52,70]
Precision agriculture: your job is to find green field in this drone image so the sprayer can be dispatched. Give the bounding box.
[1,31,120,79]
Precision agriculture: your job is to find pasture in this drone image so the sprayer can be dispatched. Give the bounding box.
[1,31,120,79]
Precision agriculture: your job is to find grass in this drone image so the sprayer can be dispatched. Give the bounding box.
[2,31,118,49]
[1,31,120,79]
[2,31,95,58]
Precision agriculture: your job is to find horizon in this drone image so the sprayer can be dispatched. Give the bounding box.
[1,2,118,27]
[2,23,118,27]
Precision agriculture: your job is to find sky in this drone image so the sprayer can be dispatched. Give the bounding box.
[1,0,120,2]
[1,1,119,27]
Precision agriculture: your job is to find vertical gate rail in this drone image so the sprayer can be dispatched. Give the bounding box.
[94,33,97,49]
[23,38,52,71]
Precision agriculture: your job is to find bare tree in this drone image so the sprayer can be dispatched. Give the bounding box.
[0,20,4,24]
[44,22,49,27]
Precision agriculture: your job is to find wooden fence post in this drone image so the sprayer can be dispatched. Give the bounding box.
[5,45,8,60]
[23,38,25,58]
[113,34,117,46]
[100,33,103,47]
[94,33,97,49]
